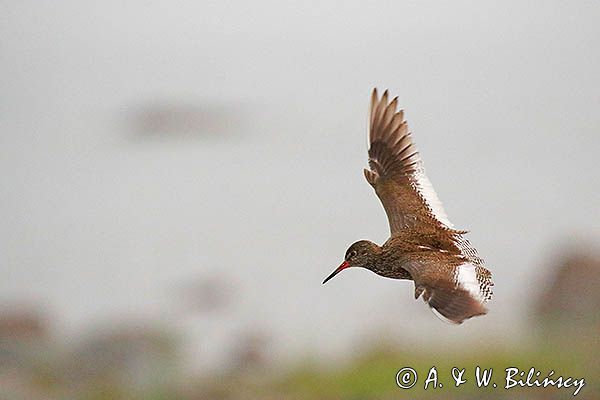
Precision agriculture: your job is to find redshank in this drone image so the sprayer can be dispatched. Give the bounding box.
[323,89,493,324]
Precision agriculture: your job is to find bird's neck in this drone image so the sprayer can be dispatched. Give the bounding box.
[367,245,411,279]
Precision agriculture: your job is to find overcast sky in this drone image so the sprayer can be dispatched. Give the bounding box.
[2,1,599,370]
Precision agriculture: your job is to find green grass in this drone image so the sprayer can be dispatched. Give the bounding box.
[271,337,597,399]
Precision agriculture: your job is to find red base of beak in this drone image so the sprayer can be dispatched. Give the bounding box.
[322,261,350,284]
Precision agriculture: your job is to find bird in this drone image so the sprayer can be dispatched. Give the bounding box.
[322,89,493,324]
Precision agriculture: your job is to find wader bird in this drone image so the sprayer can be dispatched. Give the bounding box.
[323,89,493,324]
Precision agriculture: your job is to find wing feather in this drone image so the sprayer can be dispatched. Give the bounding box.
[366,88,455,234]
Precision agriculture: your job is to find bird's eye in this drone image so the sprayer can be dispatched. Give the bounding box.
[348,250,357,259]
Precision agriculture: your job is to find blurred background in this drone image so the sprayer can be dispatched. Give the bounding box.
[1,1,599,399]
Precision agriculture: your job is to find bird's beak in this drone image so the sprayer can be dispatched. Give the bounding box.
[322,261,350,284]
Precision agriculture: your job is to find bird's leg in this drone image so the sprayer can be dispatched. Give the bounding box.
[414,285,424,300]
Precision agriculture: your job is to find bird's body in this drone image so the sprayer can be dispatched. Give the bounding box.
[323,89,494,324]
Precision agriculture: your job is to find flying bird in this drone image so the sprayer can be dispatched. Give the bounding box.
[323,89,493,324]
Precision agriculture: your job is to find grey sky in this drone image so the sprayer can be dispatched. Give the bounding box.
[2,1,599,369]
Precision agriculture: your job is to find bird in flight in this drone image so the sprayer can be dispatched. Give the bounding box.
[323,89,493,324]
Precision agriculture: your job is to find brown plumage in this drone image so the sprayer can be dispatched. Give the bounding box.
[323,89,493,324]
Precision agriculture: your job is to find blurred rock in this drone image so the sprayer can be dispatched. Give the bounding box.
[0,306,58,399]
[0,308,47,341]
[535,249,600,326]
[0,307,51,371]
[126,101,244,139]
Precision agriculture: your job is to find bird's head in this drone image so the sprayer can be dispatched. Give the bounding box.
[322,240,381,284]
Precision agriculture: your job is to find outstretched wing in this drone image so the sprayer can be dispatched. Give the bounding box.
[364,88,454,236]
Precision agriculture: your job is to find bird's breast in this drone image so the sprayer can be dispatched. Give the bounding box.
[371,260,413,281]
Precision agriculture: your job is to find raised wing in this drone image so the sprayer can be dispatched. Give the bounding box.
[364,88,455,236]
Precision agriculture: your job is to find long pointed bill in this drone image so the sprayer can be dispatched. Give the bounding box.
[322,261,350,284]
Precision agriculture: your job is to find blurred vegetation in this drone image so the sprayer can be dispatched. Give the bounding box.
[270,337,598,399]
[1,332,597,399]
[1,251,598,399]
